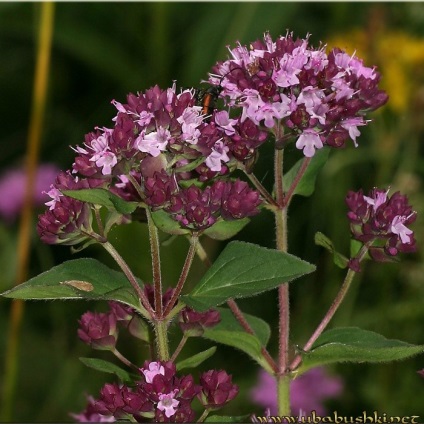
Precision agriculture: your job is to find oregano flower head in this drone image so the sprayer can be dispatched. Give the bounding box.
[209,32,388,157]
[346,188,417,262]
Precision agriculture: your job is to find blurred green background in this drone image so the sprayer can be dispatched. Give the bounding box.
[1,2,424,421]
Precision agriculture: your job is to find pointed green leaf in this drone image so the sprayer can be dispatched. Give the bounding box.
[210,307,271,347]
[1,258,142,312]
[205,415,250,422]
[151,209,190,235]
[203,218,250,241]
[79,357,131,382]
[202,329,273,372]
[63,188,138,214]
[300,327,424,372]
[283,147,330,197]
[182,241,315,311]
[176,346,216,371]
[315,232,348,269]
[202,308,272,371]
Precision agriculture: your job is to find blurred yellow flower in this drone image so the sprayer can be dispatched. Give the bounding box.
[327,30,424,113]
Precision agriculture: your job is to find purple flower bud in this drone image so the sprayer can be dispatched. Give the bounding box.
[198,370,238,409]
[179,307,221,335]
[77,311,117,350]
[220,180,262,220]
[108,301,134,323]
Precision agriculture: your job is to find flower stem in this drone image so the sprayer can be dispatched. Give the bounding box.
[163,233,198,317]
[146,209,163,318]
[195,239,212,267]
[283,157,312,207]
[197,409,210,423]
[1,4,55,421]
[155,320,170,361]
[242,168,278,207]
[274,147,291,415]
[290,245,369,371]
[112,348,139,371]
[170,335,188,362]
[102,241,153,318]
[227,299,278,374]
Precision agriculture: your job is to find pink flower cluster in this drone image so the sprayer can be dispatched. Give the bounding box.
[346,188,416,265]
[209,32,388,157]
[37,84,263,244]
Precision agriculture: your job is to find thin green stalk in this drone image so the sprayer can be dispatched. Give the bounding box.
[102,241,154,318]
[155,320,170,361]
[283,157,312,207]
[170,335,188,362]
[1,3,55,421]
[146,210,163,317]
[112,348,139,371]
[197,409,210,423]
[163,234,198,317]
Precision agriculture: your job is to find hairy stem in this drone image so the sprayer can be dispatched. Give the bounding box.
[155,320,170,361]
[164,234,198,317]
[274,147,291,415]
[102,241,153,318]
[290,245,369,371]
[146,210,163,318]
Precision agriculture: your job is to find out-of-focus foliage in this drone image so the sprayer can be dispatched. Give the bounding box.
[1,2,424,421]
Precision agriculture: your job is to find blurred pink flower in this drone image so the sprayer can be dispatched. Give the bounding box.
[0,164,59,221]
[250,367,343,415]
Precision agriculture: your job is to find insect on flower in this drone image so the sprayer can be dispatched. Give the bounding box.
[195,85,223,116]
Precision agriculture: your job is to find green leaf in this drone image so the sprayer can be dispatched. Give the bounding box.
[283,147,330,198]
[203,218,250,241]
[1,258,142,312]
[300,327,424,372]
[151,209,190,236]
[176,346,216,371]
[315,232,348,269]
[209,307,271,347]
[201,329,273,372]
[182,241,315,311]
[201,308,272,371]
[79,357,131,382]
[205,415,250,422]
[63,188,138,214]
